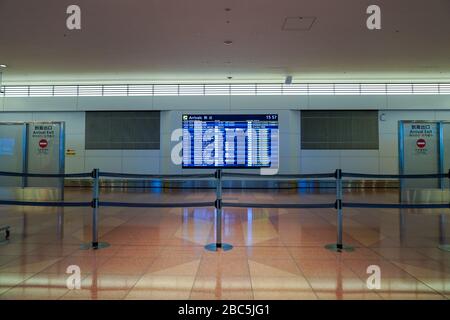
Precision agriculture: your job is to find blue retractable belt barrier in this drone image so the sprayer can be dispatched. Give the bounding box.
[0,171,92,178]
[0,200,445,210]
[342,172,447,179]
[0,200,92,207]
[99,201,215,208]
[1,168,448,252]
[343,202,450,209]
[0,170,446,180]
[99,172,215,179]
[222,202,335,209]
[222,172,335,179]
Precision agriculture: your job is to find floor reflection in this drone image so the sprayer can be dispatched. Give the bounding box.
[0,188,449,300]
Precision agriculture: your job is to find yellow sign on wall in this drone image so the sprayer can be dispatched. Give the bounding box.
[66,149,76,156]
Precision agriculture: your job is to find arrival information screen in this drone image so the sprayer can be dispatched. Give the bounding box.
[182,114,278,168]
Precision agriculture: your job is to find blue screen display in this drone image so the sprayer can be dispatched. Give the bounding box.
[182,114,279,168]
[0,138,15,156]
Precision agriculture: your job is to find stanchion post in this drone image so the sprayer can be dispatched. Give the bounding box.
[92,168,100,249]
[216,169,222,248]
[325,169,354,252]
[205,169,232,252]
[336,169,343,249]
[80,168,110,250]
[438,169,450,252]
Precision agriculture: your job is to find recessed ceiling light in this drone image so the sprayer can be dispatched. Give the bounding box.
[0,64,7,68]
[224,40,233,45]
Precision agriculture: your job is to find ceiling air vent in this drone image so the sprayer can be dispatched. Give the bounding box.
[282,16,316,31]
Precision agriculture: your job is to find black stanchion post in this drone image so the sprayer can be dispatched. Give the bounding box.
[325,169,354,252]
[80,168,110,250]
[205,169,232,252]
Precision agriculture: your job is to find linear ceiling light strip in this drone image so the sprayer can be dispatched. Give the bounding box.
[1,83,450,98]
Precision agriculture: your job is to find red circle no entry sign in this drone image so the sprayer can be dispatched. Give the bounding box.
[416,139,426,149]
[39,139,48,148]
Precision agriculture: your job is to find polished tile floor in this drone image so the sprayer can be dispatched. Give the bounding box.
[0,188,449,300]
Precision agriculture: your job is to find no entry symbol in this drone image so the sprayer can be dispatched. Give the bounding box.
[416,139,426,149]
[39,139,48,148]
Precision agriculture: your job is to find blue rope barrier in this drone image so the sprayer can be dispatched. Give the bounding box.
[99,172,215,179]
[222,202,335,209]
[0,171,92,178]
[99,201,215,208]
[0,200,92,207]
[343,202,450,209]
[342,172,447,179]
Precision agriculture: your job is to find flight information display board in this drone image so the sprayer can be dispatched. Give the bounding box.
[182,114,279,168]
